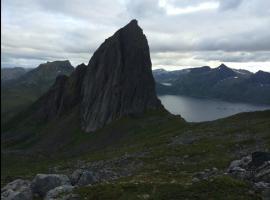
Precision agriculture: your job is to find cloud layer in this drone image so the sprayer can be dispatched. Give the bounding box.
[2,0,270,72]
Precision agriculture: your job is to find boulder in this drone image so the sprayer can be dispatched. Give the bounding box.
[1,179,32,200]
[31,174,71,197]
[250,152,270,168]
[44,185,74,200]
[70,169,97,186]
[227,152,270,194]
[254,182,270,190]
[227,155,251,172]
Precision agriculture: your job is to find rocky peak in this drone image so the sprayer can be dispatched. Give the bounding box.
[251,70,270,84]
[25,20,162,132]
[81,19,162,132]
[213,63,235,77]
[35,60,74,73]
[216,64,233,72]
[15,60,74,86]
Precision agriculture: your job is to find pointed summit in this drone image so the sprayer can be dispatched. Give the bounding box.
[216,63,233,73]
[127,19,138,26]
[81,20,162,132]
[6,20,163,133]
[218,63,229,69]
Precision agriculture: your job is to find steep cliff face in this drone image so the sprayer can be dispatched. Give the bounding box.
[33,63,87,121]
[4,20,163,133]
[81,20,162,132]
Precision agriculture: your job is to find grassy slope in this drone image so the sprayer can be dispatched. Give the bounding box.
[1,110,270,199]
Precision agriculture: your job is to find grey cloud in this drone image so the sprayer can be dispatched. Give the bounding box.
[1,0,270,71]
[124,0,165,18]
[194,51,270,62]
[218,0,243,11]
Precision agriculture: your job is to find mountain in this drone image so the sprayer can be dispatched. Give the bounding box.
[152,68,188,83]
[2,19,163,148]
[249,70,270,84]
[8,60,74,86]
[1,67,31,82]
[153,66,211,83]
[2,20,270,200]
[1,60,74,123]
[81,19,162,132]
[155,64,270,105]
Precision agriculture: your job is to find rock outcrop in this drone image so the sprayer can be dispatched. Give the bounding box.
[21,20,162,132]
[32,63,87,121]
[227,152,270,198]
[1,179,32,200]
[44,185,76,200]
[81,19,162,132]
[70,169,97,186]
[31,174,71,197]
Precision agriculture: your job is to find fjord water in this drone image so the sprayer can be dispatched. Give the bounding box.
[159,95,270,122]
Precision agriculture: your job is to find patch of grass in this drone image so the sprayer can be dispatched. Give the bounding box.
[75,176,260,200]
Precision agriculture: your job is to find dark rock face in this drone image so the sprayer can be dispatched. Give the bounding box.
[33,63,87,121]
[81,19,162,132]
[8,20,162,133]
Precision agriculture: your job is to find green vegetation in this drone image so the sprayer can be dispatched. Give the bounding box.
[75,176,259,200]
[1,110,270,198]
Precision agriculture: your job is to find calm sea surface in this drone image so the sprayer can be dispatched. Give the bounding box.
[158,95,270,122]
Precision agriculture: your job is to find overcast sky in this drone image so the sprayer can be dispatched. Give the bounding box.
[1,0,270,72]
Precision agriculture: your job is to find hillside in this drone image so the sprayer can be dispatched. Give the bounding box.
[154,65,270,105]
[2,109,270,199]
[1,60,74,123]
[1,67,31,82]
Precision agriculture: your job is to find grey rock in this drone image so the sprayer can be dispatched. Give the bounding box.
[70,169,97,186]
[254,182,270,190]
[44,185,74,200]
[227,155,251,172]
[31,174,71,197]
[227,152,270,194]
[81,19,163,132]
[1,179,32,200]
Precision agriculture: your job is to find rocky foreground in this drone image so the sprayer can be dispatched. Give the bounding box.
[1,151,269,200]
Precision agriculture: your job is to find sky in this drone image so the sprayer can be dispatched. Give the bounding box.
[1,0,270,72]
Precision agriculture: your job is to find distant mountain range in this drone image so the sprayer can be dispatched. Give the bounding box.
[154,64,270,105]
[1,67,32,81]
[2,62,269,124]
[1,60,74,123]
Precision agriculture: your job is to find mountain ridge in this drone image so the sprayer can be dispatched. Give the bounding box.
[154,64,270,105]
[1,60,74,123]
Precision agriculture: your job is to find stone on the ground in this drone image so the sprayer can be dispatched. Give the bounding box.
[1,179,32,200]
[70,169,97,186]
[31,174,71,197]
[44,185,74,200]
